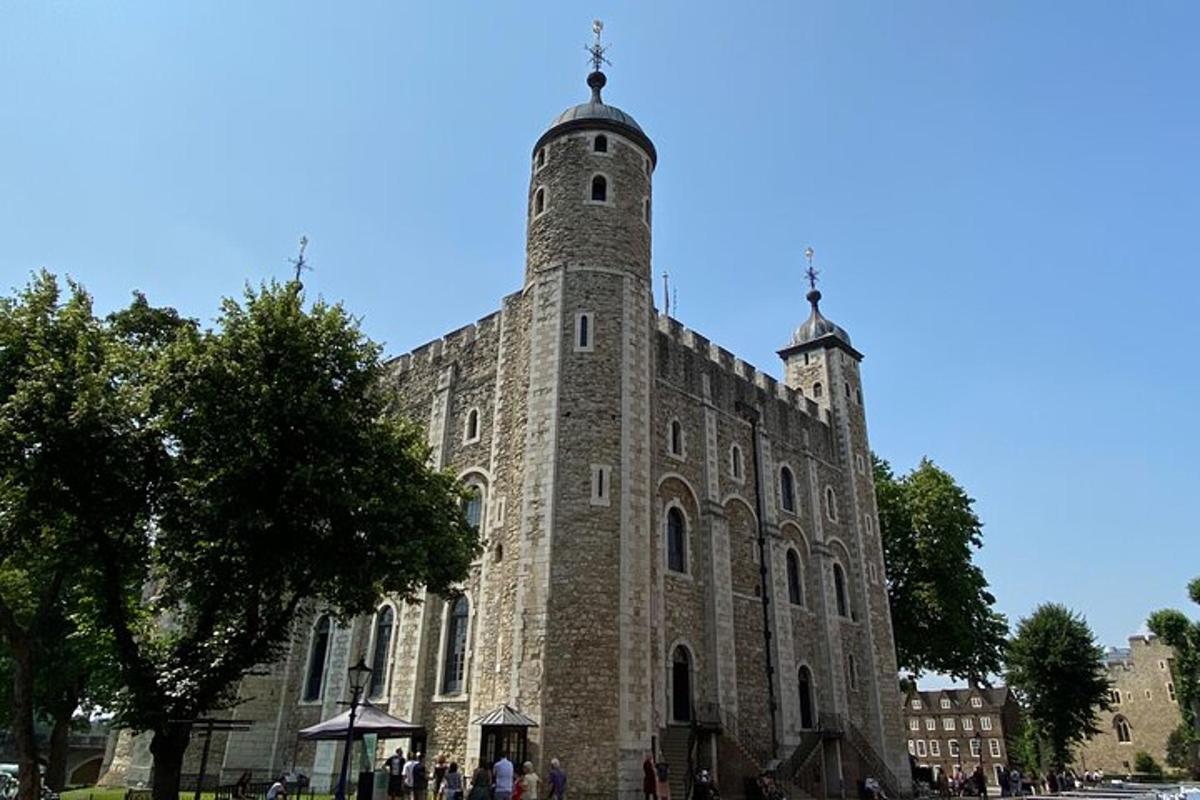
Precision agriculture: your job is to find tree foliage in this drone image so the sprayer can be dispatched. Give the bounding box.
[1004,603,1110,770]
[0,274,480,800]
[0,272,157,800]
[1147,576,1200,778]
[872,455,1008,683]
[1134,751,1163,777]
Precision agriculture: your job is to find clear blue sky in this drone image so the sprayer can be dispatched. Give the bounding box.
[3,2,1197,665]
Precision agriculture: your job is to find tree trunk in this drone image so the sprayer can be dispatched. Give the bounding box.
[45,712,71,792]
[10,640,42,800]
[149,723,193,800]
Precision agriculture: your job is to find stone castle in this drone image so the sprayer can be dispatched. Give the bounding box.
[1075,634,1180,774]
[102,47,909,800]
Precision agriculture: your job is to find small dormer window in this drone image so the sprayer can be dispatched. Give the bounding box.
[591,174,608,203]
[594,134,608,153]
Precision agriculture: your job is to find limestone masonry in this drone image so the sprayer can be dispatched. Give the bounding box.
[101,59,910,800]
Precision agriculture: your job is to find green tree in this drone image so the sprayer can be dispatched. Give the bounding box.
[1166,723,1198,775]
[873,455,1008,684]
[1004,604,1111,770]
[1147,576,1200,778]
[1133,751,1163,777]
[85,281,480,800]
[0,273,159,800]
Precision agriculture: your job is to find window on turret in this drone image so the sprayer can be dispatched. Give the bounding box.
[591,174,607,202]
[533,187,546,217]
[813,382,823,399]
[825,487,839,522]
[669,419,684,459]
[536,147,546,169]
[643,197,651,226]
[780,466,796,513]
[575,313,593,352]
[667,507,687,573]
[844,382,851,398]
[594,134,608,153]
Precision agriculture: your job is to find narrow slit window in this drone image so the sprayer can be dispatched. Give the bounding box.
[780,466,796,513]
[536,148,546,168]
[591,174,607,202]
[731,445,743,479]
[534,187,545,216]
[669,420,683,457]
[644,197,651,225]
[591,464,611,506]
[667,507,687,573]
[576,313,593,352]
[465,408,479,442]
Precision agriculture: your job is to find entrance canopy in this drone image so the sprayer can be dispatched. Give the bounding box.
[299,705,424,741]
[471,705,539,728]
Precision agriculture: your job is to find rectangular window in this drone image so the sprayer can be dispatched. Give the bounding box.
[943,717,955,731]
[980,716,993,731]
[971,697,983,708]
[590,465,611,506]
[925,718,936,731]
[948,740,960,757]
[912,699,923,710]
[963,717,974,731]
[1168,682,1177,702]
[1110,689,1121,704]
[916,740,927,757]
[930,740,941,757]
[970,739,981,757]
[908,740,916,756]
[940,698,951,709]
[990,739,1001,758]
[909,719,920,731]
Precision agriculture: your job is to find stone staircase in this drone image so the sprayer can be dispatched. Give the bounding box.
[660,726,692,800]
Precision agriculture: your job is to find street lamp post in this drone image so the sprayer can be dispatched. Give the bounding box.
[334,658,374,800]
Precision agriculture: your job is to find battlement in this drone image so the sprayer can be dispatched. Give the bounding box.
[655,312,827,423]
[385,307,504,373]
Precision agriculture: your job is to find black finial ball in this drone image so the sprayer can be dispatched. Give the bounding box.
[587,71,607,91]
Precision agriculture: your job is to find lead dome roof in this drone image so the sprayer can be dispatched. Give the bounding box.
[533,70,657,166]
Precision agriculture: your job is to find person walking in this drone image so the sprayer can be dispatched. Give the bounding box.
[547,759,566,800]
[441,763,464,800]
[655,761,670,800]
[413,754,429,800]
[385,749,407,800]
[520,762,540,800]
[642,755,657,800]
[468,763,491,800]
[492,752,515,800]
[972,765,985,798]
[404,753,418,800]
[434,755,449,799]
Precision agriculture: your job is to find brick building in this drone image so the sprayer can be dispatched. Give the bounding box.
[101,43,909,800]
[901,688,1021,787]
[1075,634,1180,774]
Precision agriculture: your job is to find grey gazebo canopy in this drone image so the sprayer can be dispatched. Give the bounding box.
[298,705,425,741]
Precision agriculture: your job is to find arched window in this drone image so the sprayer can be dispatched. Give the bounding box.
[536,147,546,168]
[441,596,469,695]
[669,420,683,457]
[591,174,608,203]
[780,466,796,513]
[787,550,803,606]
[798,666,815,729]
[671,646,693,722]
[578,313,590,349]
[594,134,608,153]
[303,615,332,701]
[730,445,743,480]
[1115,716,1132,743]
[463,486,483,532]
[464,408,479,442]
[825,487,838,522]
[667,507,687,574]
[367,606,394,700]
[813,382,823,399]
[833,563,849,618]
[533,187,545,216]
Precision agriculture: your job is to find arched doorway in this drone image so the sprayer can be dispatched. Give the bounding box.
[671,646,693,723]
[798,665,815,729]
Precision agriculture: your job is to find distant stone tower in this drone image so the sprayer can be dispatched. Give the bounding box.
[516,33,660,791]
[779,265,907,783]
